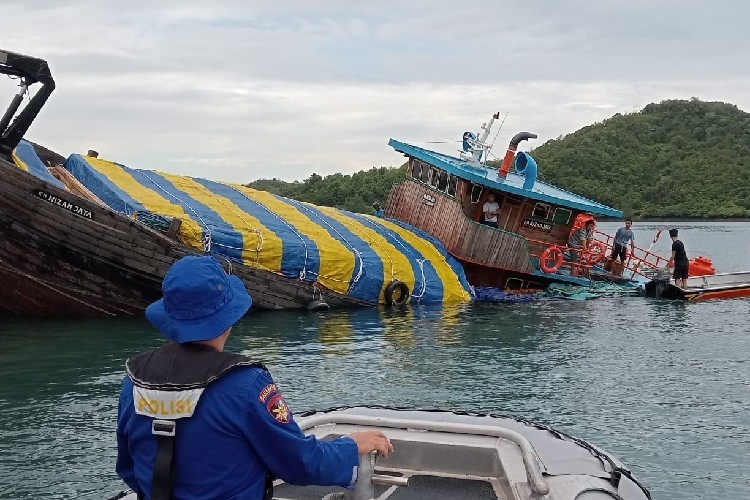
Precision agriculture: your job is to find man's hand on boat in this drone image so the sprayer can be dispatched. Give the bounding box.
[350,430,394,458]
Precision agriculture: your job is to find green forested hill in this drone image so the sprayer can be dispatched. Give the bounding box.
[248,99,750,218]
[528,98,750,218]
[247,167,406,214]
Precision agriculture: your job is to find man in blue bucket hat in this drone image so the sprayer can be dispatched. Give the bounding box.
[116,255,393,500]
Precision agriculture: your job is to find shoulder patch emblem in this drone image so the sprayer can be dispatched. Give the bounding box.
[266,393,290,423]
[258,383,279,403]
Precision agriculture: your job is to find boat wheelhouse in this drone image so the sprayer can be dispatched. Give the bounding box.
[385,112,627,290]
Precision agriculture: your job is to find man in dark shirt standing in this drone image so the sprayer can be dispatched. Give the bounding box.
[666,228,689,288]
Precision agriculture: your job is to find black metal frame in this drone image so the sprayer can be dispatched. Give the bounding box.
[0,48,55,156]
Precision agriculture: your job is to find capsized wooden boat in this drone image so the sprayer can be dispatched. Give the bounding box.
[0,48,471,316]
[644,270,750,301]
[0,157,377,315]
[109,407,652,500]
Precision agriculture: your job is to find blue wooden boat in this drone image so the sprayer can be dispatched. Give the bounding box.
[385,112,632,290]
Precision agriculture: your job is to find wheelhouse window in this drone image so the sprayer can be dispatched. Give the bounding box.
[428,167,441,188]
[470,184,483,204]
[505,278,524,290]
[436,171,448,192]
[410,160,421,180]
[447,175,457,197]
[420,163,430,183]
[532,202,551,219]
[552,207,572,225]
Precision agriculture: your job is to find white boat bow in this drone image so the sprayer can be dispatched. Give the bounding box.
[111,406,651,500]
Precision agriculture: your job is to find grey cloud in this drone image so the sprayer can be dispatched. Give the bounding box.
[3,0,749,182]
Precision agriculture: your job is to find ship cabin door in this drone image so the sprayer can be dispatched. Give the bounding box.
[463,184,524,231]
[495,194,524,231]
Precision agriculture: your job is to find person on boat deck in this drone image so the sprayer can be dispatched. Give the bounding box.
[610,218,635,274]
[116,256,393,500]
[666,228,689,288]
[567,220,595,275]
[372,202,385,218]
[481,192,500,228]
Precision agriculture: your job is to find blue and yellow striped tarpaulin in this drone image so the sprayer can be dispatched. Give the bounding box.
[62,154,472,305]
[11,140,66,189]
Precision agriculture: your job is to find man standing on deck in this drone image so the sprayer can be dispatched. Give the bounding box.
[666,228,689,288]
[610,218,635,276]
[482,192,499,228]
[116,256,393,500]
[567,219,595,276]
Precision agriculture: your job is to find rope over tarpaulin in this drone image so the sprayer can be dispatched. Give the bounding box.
[57,153,473,305]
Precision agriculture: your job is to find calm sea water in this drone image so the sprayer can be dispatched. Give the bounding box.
[1,221,748,500]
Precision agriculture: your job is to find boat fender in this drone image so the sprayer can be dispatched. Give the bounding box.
[585,240,607,265]
[539,246,564,274]
[384,280,410,306]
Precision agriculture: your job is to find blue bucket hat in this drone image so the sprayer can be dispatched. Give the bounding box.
[146,256,252,343]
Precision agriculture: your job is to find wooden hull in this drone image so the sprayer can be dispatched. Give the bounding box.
[385,179,603,289]
[386,180,532,281]
[644,271,750,301]
[0,160,372,317]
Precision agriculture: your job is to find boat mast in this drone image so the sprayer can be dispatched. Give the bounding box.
[461,111,500,164]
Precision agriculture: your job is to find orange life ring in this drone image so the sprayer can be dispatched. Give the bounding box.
[583,240,606,265]
[539,246,564,273]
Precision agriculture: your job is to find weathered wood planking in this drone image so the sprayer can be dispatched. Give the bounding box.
[0,159,373,316]
[385,180,533,274]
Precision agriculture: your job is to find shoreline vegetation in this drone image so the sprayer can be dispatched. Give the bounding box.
[247,98,750,219]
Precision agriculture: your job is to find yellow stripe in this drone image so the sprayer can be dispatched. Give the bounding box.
[372,216,472,303]
[84,158,204,249]
[11,149,30,172]
[316,206,415,302]
[232,186,354,295]
[156,174,282,272]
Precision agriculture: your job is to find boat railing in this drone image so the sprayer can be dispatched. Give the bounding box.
[299,413,550,495]
[593,230,670,280]
[525,235,606,277]
[525,230,670,280]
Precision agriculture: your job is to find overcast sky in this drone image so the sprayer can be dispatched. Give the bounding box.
[3,1,748,183]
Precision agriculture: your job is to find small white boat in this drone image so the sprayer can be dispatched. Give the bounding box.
[644,270,750,301]
[110,407,651,500]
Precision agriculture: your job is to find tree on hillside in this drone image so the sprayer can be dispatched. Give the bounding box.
[245,165,407,214]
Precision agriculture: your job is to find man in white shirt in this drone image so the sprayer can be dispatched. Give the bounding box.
[482,192,500,228]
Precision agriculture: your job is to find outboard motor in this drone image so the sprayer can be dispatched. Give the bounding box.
[648,268,672,298]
